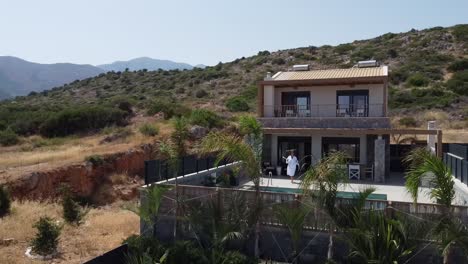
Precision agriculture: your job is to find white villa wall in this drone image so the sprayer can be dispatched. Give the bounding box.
[263,85,275,117]
[270,84,385,117]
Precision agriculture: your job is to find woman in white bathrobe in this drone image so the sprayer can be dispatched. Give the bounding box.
[285,150,299,183]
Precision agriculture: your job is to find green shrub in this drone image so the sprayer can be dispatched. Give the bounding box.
[241,85,258,99]
[406,73,430,87]
[226,96,250,112]
[165,241,208,264]
[31,217,62,256]
[452,24,468,42]
[351,45,377,62]
[85,155,104,166]
[190,109,223,128]
[448,59,468,72]
[446,70,468,96]
[0,185,11,217]
[124,234,166,262]
[399,117,418,127]
[0,128,19,146]
[40,106,129,137]
[334,43,355,54]
[139,123,159,137]
[147,99,190,119]
[272,57,286,65]
[195,89,208,98]
[389,86,455,109]
[61,186,87,225]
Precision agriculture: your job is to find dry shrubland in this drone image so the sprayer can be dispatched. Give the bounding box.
[0,201,139,264]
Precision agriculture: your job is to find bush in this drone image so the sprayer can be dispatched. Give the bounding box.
[399,117,418,127]
[195,89,208,98]
[147,99,190,120]
[40,106,129,137]
[0,185,11,217]
[446,70,468,96]
[448,59,468,72]
[85,155,104,166]
[61,186,87,225]
[272,57,285,65]
[31,217,62,256]
[452,24,468,42]
[0,128,19,146]
[406,73,430,87]
[190,109,223,128]
[139,123,159,137]
[334,43,355,54]
[124,234,166,262]
[226,96,250,112]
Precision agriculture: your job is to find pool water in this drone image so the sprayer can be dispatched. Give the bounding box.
[258,186,387,200]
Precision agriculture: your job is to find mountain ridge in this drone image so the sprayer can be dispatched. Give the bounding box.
[0,56,104,98]
[97,57,199,72]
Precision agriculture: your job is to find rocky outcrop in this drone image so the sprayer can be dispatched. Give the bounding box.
[7,143,155,202]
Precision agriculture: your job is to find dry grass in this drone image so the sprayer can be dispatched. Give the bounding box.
[0,201,139,264]
[0,120,173,184]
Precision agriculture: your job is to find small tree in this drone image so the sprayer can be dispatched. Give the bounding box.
[31,217,62,256]
[60,185,88,225]
[171,117,189,156]
[0,185,11,217]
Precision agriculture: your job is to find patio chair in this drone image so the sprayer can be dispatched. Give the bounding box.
[337,108,347,117]
[357,108,365,117]
[285,109,294,117]
[348,164,360,180]
[364,164,374,181]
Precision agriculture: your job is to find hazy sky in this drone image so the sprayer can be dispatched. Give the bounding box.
[1,0,466,66]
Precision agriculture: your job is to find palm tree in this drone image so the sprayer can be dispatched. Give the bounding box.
[186,198,245,264]
[404,147,465,263]
[300,151,348,261]
[345,211,413,264]
[273,204,310,263]
[435,217,468,264]
[199,115,263,258]
[404,147,454,207]
[133,184,171,237]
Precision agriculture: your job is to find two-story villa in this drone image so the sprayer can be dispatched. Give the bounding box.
[257,62,392,182]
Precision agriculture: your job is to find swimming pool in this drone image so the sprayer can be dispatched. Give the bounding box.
[257,186,387,200]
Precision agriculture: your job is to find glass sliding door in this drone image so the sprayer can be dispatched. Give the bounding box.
[336,90,369,117]
[280,92,310,117]
[277,136,311,175]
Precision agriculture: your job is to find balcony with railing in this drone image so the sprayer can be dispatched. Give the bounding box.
[259,104,390,129]
[265,104,384,118]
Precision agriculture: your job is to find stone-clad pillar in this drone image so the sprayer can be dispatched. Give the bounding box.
[427,121,436,154]
[374,136,386,183]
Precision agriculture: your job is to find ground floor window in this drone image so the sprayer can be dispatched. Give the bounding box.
[322,137,360,163]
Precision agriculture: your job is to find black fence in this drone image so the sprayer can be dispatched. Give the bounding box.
[84,244,128,264]
[145,155,230,185]
[444,143,468,186]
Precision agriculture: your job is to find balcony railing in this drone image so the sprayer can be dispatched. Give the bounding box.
[263,104,384,118]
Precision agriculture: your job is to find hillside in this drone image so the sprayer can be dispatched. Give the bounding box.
[0,56,104,98]
[0,24,467,139]
[97,57,197,72]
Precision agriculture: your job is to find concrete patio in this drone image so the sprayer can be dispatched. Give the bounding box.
[240,173,468,205]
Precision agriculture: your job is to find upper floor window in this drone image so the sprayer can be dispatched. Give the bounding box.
[336,90,369,117]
